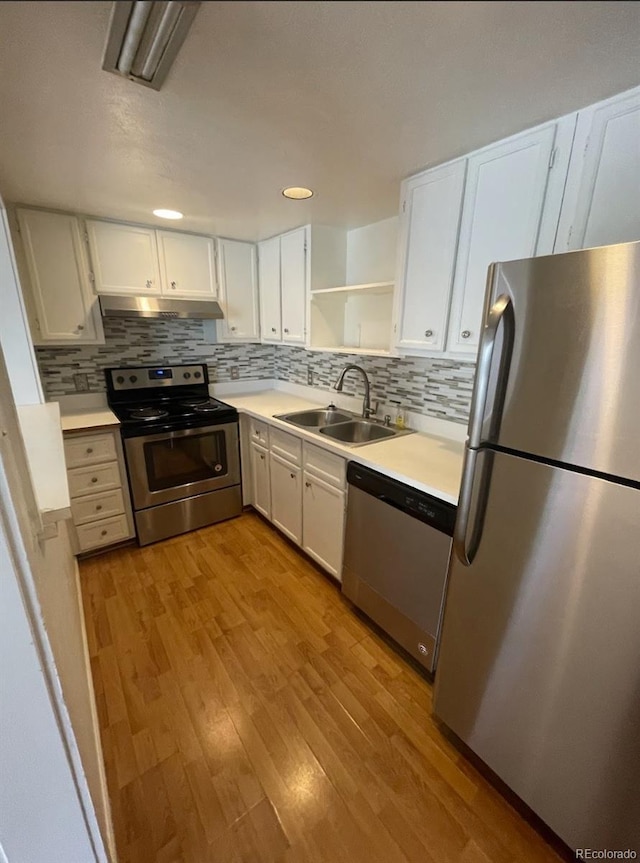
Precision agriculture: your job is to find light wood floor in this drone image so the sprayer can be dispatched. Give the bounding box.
[81,511,565,863]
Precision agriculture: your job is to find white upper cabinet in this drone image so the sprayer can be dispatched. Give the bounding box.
[157,230,217,298]
[279,227,307,344]
[17,209,104,345]
[258,227,308,345]
[258,236,282,342]
[86,220,161,295]
[556,86,640,251]
[394,160,466,354]
[446,120,572,355]
[217,239,259,341]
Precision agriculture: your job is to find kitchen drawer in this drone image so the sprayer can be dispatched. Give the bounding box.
[71,488,125,526]
[303,442,346,489]
[249,418,270,448]
[75,514,131,552]
[68,461,121,499]
[270,427,302,466]
[64,432,118,468]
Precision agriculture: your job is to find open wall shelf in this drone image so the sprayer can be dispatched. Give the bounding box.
[309,282,395,354]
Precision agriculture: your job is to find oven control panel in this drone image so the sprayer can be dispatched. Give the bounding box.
[108,365,207,390]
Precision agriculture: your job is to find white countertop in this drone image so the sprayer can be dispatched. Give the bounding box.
[60,408,120,433]
[223,390,465,504]
[16,402,71,525]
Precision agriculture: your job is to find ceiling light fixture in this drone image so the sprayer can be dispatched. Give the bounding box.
[103,1,201,91]
[282,187,314,200]
[153,208,184,220]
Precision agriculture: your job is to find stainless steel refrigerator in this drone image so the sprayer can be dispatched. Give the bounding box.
[434,240,640,853]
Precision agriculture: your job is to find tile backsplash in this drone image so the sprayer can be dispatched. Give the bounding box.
[36,318,475,424]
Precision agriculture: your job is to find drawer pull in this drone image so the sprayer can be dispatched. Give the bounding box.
[101,529,108,537]
[86,447,93,454]
[91,477,98,484]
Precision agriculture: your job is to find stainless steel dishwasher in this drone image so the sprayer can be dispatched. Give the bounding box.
[342,462,456,672]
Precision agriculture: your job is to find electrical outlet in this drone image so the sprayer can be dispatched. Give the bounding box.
[73,373,89,392]
[307,367,314,386]
[230,366,240,381]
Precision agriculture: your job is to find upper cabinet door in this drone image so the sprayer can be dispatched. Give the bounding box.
[258,236,282,342]
[279,227,307,344]
[556,87,640,251]
[17,209,103,345]
[157,230,217,298]
[395,160,466,354]
[217,239,259,341]
[447,125,558,355]
[86,220,161,295]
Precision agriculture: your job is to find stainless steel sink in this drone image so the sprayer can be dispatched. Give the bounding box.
[319,419,400,444]
[276,407,353,428]
[275,406,414,447]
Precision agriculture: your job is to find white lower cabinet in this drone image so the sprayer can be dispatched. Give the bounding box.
[269,452,302,544]
[63,428,135,553]
[250,442,271,519]
[302,473,345,580]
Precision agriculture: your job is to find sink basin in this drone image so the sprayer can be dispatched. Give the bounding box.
[319,420,398,444]
[277,408,353,428]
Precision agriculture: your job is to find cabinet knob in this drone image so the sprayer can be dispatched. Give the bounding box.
[424,329,433,338]
[171,281,177,289]
[260,453,265,460]
[96,504,102,511]
[101,529,108,537]
[271,327,276,333]
[86,447,93,454]
[230,325,237,332]
[284,328,289,334]
[461,330,471,339]
[146,279,153,289]
[76,324,84,332]
[290,472,295,479]
[305,481,311,488]
[91,477,98,484]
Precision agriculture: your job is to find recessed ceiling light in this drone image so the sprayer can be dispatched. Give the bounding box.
[153,208,184,220]
[282,187,314,200]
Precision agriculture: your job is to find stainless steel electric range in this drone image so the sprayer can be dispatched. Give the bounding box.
[105,364,242,546]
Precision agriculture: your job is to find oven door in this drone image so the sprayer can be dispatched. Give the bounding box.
[124,422,240,510]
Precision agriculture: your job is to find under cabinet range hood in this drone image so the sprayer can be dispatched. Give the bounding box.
[99,295,223,320]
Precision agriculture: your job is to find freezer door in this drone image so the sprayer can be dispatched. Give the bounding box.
[434,449,640,852]
[476,241,640,481]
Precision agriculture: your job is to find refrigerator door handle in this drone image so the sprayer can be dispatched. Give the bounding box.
[468,291,513,449]
[453,448,494,566]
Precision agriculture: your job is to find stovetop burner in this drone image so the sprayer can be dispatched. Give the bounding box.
[129,406,169,421]
[180,398,210,407]
[193,403,222,413]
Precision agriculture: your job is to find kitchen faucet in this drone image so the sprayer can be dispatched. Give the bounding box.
[333,364,374,418]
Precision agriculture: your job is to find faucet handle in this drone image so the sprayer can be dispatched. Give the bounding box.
[364,400,379,419]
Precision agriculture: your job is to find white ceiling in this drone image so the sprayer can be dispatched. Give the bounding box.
[0,1,638,241]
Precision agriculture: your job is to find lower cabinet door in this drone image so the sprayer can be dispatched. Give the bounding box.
[302,473,346,579]
[269,452,302,545]
[250,443,271,520]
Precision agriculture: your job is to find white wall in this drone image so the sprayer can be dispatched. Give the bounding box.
[0,203,43,405]
[0,349,111,863]
[346,216,398,285]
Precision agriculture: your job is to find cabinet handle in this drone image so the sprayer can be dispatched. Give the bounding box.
[146,279,153,289]
[284,328,289,334]
[259,453,265,460]
[91,477,98,484]
[305,481,311,488]
[461,330,471,339]
[424,329,433,338]
[76,324,85,332]
[96,504,102,511]
[230,325,237,332]
[271,327,276,333]
[290,472,295,479]
[171,281,177,289]
[86,447,93,454]
[101,529,108,537]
